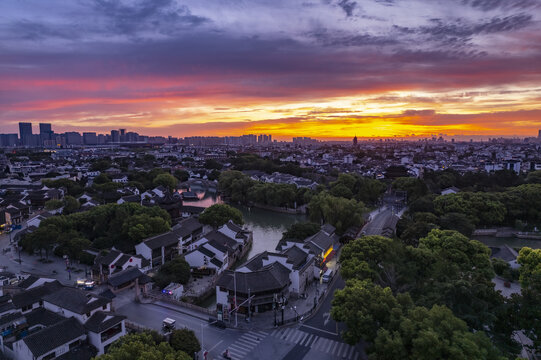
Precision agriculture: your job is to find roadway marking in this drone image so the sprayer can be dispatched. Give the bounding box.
[300,324,339,336]
[323,312,331,326]
[206,340,223,352]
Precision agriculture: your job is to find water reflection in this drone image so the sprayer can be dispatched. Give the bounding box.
[177,188,307,259]
[473,236,541,250]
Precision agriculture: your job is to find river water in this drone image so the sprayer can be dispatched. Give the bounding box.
[180,188,307,259]
[472,236,541,250]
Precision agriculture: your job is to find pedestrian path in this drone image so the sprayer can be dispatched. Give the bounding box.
[269,328,359,360]
[226,330,269,360]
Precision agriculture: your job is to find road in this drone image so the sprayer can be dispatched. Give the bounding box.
[117,298,360,360]
[361,208,396,235]
[115,207,400,360]
[0,218,85,286]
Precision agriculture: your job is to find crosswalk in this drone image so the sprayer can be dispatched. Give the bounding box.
[226,330,268,360]
[269,327,359,360]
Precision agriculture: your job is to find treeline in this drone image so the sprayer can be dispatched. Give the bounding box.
[423,168,541,193]
[230,153,307,177]
[219,170,312,208]
[333,231,525,359]
[20,203,171,260]
[397,183,541,245]
[219,171,372,234]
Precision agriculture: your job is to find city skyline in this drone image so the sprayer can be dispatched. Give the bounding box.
[1,1,541,140]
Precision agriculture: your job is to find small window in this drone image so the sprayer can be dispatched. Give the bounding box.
[42,352,55,360]
[103,305,107,310]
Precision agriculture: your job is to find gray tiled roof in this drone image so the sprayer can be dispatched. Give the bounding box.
[42,287,110,315]
[11,281,63,309]
[95,249,121,266]
[108,266,147,287]
[172,216,203,237]
[23,317,85,357]
[305,231,335,252]
[217,262,290,294]
[204,230,238,252]
[283,246,308,269]
[25,308,64,327]
[142,231,179,250]
[84,311,125,333]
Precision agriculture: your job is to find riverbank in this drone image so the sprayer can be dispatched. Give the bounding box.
[473,227,541,240]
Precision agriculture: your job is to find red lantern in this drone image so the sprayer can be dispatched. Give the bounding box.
[129,258,133,262]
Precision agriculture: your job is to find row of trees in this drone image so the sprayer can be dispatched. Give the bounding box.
[21,203,171,259]
[332,231,520,358]
[96,330,200,360]
[329,173,386,205]
[219,171,312,208]
[397,183,541,246]
[230,153,307,177]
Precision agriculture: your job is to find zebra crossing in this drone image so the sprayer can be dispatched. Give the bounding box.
[226,330,268,360]
[269,327,359,360]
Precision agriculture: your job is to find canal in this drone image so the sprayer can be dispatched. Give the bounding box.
[472,236,541,250]
[180,188,308,259]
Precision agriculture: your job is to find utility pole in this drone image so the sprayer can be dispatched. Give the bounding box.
[247,288,251,322]
[233,270,237,327]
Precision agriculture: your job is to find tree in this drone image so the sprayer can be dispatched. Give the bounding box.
[517,247,541,293]
[96,332,191,360]
[340,236,409,292]
[169,329,201,357]
[331,280,412,345]
[94,173,111,184]
[199,204,243,228]
[308,192,366,234]
[153,173,178,191]
[45,199,63,210]
[371,305,505,360]
[63,195,80,214]
[282,222,320,241]
[526,170,541,184]
[438,212,475,237]
[154,257,191,289]
[173,170,189,182]
[204,159,223,170]
[392,177,428,203]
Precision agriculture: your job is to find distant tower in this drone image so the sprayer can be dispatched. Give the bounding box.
[538,129,541,138]
[353,135,358,146]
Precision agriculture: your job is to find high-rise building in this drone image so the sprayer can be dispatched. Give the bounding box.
[18,122,32,146]
[83,132,97,145]
[111,130,119,143]
[353,135,358,146]
[39,123,53,143]
[65,132,82,145]
[538,129,541,139]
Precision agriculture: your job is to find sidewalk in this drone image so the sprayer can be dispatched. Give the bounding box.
[230,279,330,331]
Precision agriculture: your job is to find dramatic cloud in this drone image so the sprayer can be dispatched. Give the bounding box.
[0,0,540,139]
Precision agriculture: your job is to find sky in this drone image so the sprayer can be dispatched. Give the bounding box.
[1,0,541,140]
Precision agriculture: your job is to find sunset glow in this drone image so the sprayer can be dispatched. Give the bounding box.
[1,0,541,139]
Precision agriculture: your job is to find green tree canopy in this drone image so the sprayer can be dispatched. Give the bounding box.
[392,177,428,203]
[174,170,189,182]
[517,247,541,293]
[95,332,191,360]
[153,173,178,191]
[371,305,505,360]
[169,329,201,357]
[154,257,191,289]
[44,199,63,210]
[308,192,366,234]
[282,222,320,241]
[63,195,80,214]
[199,204,243,228]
